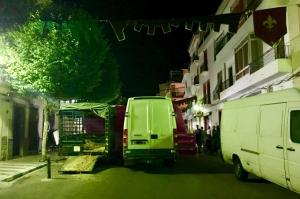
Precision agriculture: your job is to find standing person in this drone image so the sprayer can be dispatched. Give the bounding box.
[194,125,202,153]
[215,125,221,154]
[200,126,205,152]
[212,126,218,154]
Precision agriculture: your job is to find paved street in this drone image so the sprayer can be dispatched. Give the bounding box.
[0,153,298,199]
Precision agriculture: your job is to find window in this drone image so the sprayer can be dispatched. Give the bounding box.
[235,35,263,79]
[215,33,233,56]
[231,0,256,29]
[250,38,263,73]
[203,80,211,104]
[230,0,244,13]
[217,71,223,97]
[228,67,234,86]
[235,41,248,80]
[290,110,300,143]
[200,49,208,73]
[194,68,199,84]
[204,49,208,68]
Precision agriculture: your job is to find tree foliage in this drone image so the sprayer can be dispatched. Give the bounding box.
[0,9,120,101]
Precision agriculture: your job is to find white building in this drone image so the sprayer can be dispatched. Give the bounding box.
[186,0,300,131]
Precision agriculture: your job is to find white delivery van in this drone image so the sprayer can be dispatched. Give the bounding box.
[123,96,176,166]
[221,88,300,194]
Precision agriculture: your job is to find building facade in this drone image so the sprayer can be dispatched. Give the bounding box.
[186,0,300,132]
[0,68,44,160]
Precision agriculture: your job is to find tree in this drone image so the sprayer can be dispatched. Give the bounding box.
[0,8,120,160]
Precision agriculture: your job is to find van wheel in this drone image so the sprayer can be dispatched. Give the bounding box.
[233,157,248,181]
[123,159,135,167]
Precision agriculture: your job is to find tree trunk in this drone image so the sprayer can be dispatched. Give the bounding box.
[41,99,49,161]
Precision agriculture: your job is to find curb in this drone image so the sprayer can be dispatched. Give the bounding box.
[2,163,47,182]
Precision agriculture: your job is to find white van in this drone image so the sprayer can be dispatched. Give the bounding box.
[221,88,300,194]
[123,96,176,166]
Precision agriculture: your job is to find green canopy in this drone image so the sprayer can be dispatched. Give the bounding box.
[60,103,110,119]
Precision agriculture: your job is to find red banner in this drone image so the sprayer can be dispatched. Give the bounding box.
[253,7,287,46]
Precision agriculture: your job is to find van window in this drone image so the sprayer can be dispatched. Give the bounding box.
[290,110,300,143]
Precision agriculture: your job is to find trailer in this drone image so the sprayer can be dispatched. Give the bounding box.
[58,103,125,172]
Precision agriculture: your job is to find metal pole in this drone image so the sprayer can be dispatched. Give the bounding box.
[47,156,51,179]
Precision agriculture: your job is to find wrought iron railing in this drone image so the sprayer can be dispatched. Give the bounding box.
[250,45,290,74]
[215,33,233,55]
[213,79,232,100]
[200,62,208,73]
[221,79,233,91]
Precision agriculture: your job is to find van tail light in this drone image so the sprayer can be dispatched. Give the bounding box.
[123,129,128,146]
[173,128,178,146]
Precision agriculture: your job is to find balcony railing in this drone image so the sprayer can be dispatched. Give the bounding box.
[194,75,199,84]
[215,33,233,55]
[221,79,233,91]
[200,62,208,73]
[192,54,199,62]
[212,85,219,100]
[235,45,290,80]
[213,80,230,100]
[250,45,290,74]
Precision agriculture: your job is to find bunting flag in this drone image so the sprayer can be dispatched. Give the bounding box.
[253,7,287,46]
[109,13,242,41]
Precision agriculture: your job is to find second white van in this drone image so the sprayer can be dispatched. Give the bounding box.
[221,88,300,194]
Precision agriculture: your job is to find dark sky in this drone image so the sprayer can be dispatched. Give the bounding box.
[60,0,222,97]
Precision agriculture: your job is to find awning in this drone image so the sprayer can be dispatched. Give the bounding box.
[60,103,110,119]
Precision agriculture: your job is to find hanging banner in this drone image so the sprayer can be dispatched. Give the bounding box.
[253,7,287,46]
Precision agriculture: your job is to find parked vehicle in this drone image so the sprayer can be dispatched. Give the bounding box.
[58,103,125,172]
[123,96,176,166]
[221,88,300,194]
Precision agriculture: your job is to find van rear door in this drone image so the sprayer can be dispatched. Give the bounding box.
[127,100,150,150]
[150,99,174,149]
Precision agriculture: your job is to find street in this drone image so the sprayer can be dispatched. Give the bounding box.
[0,153,298,199]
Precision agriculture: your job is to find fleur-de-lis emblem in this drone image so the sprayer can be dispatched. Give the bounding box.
[263,15,277,30]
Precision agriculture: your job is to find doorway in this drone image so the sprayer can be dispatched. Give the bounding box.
[28,107,39,154]
[13,105,25,157]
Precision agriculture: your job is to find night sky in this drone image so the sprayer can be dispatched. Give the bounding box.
[60,0,222,97]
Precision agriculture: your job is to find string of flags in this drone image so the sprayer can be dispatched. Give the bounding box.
[109,13,243,41]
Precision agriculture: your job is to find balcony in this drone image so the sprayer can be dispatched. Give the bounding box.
[250,45,290,74]
[215,33,233,56]
[222,79,234,91]
[193,75,199,84]
[220,45,292,100]
[200,62,208,74]
[192,54,199,62]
